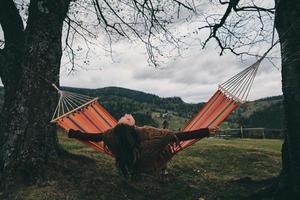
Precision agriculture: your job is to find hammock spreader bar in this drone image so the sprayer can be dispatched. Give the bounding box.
[51,56,264,156]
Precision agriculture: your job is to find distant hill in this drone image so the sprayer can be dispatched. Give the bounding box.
[227,95,284,129]
[61,86,203,130]
[0,86,284,130]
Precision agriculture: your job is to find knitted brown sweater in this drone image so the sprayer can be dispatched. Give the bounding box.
[102,126,177,173]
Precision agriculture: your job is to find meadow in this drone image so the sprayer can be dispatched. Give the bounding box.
[4,134,282,200]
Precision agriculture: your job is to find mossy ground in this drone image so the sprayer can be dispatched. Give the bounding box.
[2,135,282,200]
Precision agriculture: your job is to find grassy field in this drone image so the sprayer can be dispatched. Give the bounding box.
[151,111,188,130]
[8,135,282,200]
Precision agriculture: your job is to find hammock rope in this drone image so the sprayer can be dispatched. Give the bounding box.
[51,87,96,121]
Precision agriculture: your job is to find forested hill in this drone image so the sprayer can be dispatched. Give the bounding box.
[0,86,283,130]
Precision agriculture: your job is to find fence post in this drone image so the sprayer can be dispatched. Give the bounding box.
[262,128,265,139]
[240,126,244,138]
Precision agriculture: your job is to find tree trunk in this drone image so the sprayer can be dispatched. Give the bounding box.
[0,0,70,189]
[275,0,300,198]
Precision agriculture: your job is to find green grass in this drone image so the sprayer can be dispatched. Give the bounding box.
[9,136,282,200]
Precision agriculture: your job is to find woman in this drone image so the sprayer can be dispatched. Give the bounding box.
[68,114,217,179]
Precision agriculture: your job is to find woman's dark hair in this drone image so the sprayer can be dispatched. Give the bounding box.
[111,124,141,179]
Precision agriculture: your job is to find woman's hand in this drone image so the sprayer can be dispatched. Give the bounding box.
[208,126,219,135]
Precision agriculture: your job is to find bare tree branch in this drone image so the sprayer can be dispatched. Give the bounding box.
[0,39,4,48]
[173,0,194,11]
[202,0,239,54]
[61,0,195,68]
[234,0,275,14]
[92,0,128,37]
[64,17,76,73]
[198,0,275,57]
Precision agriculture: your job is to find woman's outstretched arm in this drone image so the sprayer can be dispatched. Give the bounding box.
[68,129,104,142]
[174,127,217,142]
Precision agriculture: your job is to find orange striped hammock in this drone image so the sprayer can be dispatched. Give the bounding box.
[51,58,262,156]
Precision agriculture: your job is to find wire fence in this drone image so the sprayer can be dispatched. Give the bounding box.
[216,127,284,139]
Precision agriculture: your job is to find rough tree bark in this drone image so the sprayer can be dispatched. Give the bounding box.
[275,0,300,198]
[0,0,70,188]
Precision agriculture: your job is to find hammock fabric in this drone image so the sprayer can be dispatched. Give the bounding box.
[51,93,117,156]
[51,58,263,156]
[176,59,261,152]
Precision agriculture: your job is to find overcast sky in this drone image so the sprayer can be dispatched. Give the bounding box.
[0,27,282,104]
[58,37,282,103]
[0,0,281,103]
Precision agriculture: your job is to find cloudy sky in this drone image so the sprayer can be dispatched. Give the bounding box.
[59,34,282,103]
[0,0,282,103]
